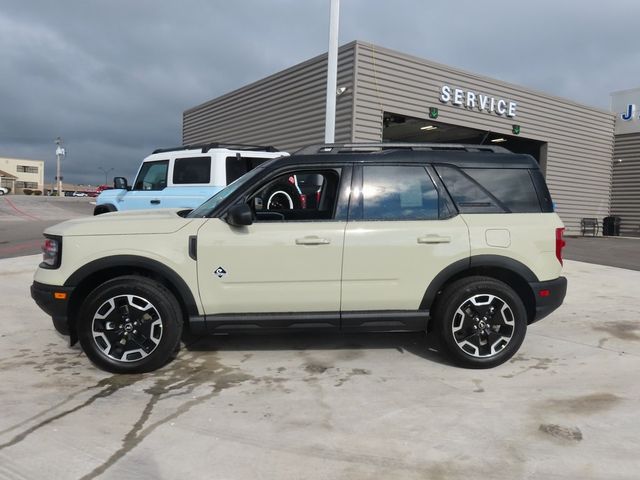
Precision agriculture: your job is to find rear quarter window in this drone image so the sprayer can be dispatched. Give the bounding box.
[463,168,542,213]
[226,157,271,184]
[435,165,543,213]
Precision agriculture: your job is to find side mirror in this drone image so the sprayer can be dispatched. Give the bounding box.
[113,177,129,190]
[226,204,254,227]
[253,196,263,211]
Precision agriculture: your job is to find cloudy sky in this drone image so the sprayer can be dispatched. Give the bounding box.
[1,0,638,185]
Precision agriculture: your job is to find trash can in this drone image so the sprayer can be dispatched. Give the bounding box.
[603,216,621,236]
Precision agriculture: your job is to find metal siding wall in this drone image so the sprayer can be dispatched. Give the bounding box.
[611,132,640,236]
[352,42,615,234]
[183,45,355,152]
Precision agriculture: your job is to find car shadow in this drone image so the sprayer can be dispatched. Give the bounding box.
[181,331,455,367]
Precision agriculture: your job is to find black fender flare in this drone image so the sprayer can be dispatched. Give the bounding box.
[419,255,539,310]
[64,255,200,317]
[93,204,117,215]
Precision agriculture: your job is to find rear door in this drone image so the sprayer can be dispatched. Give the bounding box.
[341,164,469,329]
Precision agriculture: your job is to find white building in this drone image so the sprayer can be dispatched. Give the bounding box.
[0,157,45,194]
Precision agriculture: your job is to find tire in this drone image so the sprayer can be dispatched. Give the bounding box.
[0,190,5,196]
[434,276,527,369]
[94,204,116,215]
[265,184,301,210]
[77,276,183,373]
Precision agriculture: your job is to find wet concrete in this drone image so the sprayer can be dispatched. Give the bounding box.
[0,256,639,479]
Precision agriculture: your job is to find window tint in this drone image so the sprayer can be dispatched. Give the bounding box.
[134,160,168,191]
[362,166,439,221]
[530,169,554,212]
[253,169,340,221]
[463,168,542,213]
[173,157,211,184]
[226,156,271,184]
[435,165,503,213]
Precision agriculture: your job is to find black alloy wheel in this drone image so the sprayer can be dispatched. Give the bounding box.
[434,276,527,368]
[78,276,183,373]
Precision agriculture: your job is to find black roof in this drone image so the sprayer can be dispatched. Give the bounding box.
[273,143,539,169]
[152,142,279,154]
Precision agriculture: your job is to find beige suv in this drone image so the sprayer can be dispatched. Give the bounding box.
[31,143,567,373]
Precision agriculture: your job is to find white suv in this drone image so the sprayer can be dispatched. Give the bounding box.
[94,143,287,215]
[32,143,567,373]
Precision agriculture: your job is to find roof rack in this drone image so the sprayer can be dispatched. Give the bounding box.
[152,142,279,154]
[294,143,510,155]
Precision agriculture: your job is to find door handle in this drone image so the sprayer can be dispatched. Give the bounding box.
[295,236,331,245]
[417,234,451,244]
[150,199,160,205]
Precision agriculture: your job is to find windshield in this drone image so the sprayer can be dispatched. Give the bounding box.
[187,166,265,218]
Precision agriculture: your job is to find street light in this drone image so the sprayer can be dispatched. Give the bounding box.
[98,167,114,185]
[324,0,340,143]
[55,137,66,196]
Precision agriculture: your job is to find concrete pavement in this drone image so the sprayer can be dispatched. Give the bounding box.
[0,255,639,479]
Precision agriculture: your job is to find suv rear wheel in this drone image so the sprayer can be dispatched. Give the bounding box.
[434,276,527,368]
[77,276,183,373]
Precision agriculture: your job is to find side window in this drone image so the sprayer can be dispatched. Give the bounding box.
[462,168,542,213]
[252,169,341,221]
[226,156,271,184]
[173,157,211,184]
[361,166,439,221]
[133,161,169,191]
[434,165,503,213]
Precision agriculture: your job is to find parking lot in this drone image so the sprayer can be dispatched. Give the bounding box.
[0,196,93,259]
[0,252,638,479]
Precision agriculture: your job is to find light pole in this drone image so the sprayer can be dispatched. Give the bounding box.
[55,137,65,196]
[98,167,114,185]
[324,0,340,144]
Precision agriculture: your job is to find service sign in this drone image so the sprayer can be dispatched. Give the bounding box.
[439,85,517,118]
[612,88,640,135]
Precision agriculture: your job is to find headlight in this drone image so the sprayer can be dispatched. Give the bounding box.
[41,236,62,268]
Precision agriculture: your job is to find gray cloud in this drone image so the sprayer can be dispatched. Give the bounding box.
[0,0,637,184]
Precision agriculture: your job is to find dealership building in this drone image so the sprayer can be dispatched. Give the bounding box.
[611,88,640,236]
[183,41,619,235]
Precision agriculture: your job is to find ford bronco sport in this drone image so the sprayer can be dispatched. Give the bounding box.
[32,143,567,373]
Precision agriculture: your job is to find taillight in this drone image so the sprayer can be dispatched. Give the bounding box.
[42,237,61,268]
[555,228,566,265]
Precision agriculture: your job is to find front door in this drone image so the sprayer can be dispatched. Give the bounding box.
[196,166,351,324]
[120,160,170,211]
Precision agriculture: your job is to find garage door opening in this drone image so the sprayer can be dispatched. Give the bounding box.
[382,113,547,164]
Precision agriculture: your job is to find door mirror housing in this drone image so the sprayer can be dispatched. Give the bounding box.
[113,177,129,190]
[226,204,254,227]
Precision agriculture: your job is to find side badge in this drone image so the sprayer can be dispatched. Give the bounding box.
[214,267,227,278]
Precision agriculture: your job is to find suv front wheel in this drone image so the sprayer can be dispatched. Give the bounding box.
[434,276,527,368]
[77,276,183,373]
